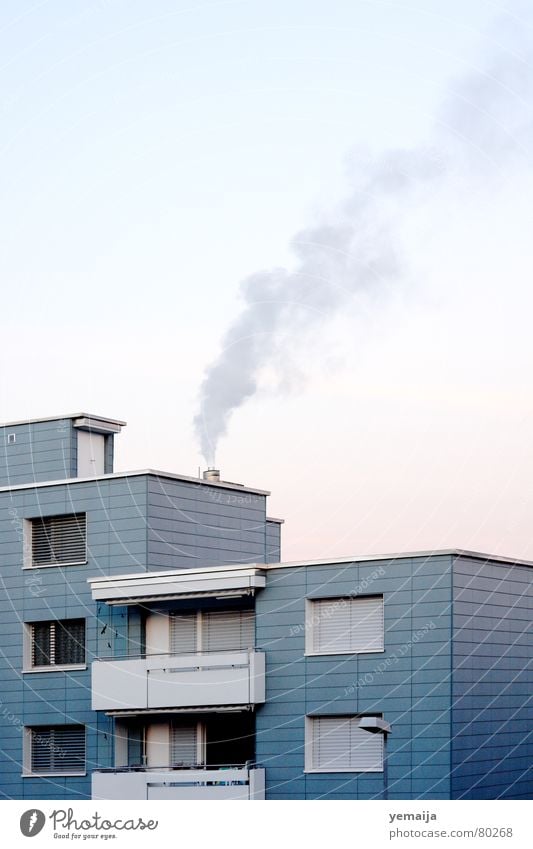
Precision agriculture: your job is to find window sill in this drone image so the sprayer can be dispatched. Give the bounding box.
[304,649,385,657]
[22,772,87,778]
[22,561,88,570]
[304,768,383,774]
[22,665,87,674]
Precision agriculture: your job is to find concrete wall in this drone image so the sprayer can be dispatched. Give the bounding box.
[255,554,454,799]
[451,556,533,799]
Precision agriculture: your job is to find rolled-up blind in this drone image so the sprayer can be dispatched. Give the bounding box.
[311,596,384,653]
[31,725,85,774]
[32,514,86,566]
[310,716,383,771]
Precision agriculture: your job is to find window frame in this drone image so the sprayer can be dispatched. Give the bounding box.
[23,513,88,569]
[23,724,87,777]
[22,618,87,673]
[304,594,385,657]
[304,714,384,774]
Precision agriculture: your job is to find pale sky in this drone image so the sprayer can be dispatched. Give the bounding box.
[2,1,533,563]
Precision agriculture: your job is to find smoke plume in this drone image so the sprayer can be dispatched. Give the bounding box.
[194,13,532,465]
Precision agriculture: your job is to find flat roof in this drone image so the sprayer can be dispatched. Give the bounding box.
[0,468,270,496]
[87,549,533,587]
[0,412,127,427]
[265,548,533,569]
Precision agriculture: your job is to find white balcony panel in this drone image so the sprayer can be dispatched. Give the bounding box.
[89,566,266,604]
[92,651,265,711]
[92,767,265,800]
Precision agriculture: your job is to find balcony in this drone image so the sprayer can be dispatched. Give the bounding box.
[91,650,265,711]
[92,766,265,800]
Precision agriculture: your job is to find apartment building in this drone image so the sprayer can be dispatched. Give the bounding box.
[0,414,531,800]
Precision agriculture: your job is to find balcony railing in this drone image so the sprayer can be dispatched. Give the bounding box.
[92,765,265,800]
[91,650,265,711]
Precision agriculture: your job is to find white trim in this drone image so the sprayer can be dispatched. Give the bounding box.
[0,412,126,428]
[22,728,31,775]
[0,468,270,496]
[22,561,87,570]
[22,665,87,674]
[303,767,383,773]
[23,617,86,670]
[304,715,384,773]
[89,567,266,604]
[304,649,385,657]
[266,549,533,569]
[305,595,384,656]
[73,416,122,434]
[89,563,264,583]
[84,551,533,587]
[22,772,87,778]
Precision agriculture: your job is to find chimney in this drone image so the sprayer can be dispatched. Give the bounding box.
[203,467,220,482]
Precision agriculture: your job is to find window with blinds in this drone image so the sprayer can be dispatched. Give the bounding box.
[204,610,254,652]
[170,723,199,767]
[169,613,197,654]
[307,596,384,655]
[30,619,85,667]
[306,716,383,772]
[30,725,86,774]
[169,609,254,654]
[31,513,87,566]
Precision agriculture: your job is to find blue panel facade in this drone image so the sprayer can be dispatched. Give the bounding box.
[147,475,269,567]
[0,423,276,800]
[451,556,533,799]
[266,520,282,563]
[1,412,532,801]
[255,555,454,799]
[0,419,75,487]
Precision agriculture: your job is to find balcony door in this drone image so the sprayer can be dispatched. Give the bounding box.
[169,609,254,654]
[145,720,206,768]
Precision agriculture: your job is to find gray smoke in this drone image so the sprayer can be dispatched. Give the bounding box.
[194,14,532,465]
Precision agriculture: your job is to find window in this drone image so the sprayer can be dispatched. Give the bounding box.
[170,722,205,767]
[26,619,85,669]
[29,513,87,567]
[169,609,254,654]
[203,610,254,652]
[305,716,383,773]
[26,725,86,775]
[306,595,384,655]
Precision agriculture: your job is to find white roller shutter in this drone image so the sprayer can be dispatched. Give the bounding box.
[169,613,197,654]
[203,610,254,652]
[310,596,383,654]
[170,723,198,766]
[309,716,383,771]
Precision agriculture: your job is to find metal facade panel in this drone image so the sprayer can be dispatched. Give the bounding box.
[0,420,75,486]
[255,556,454,799]
[451,556,533,800]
